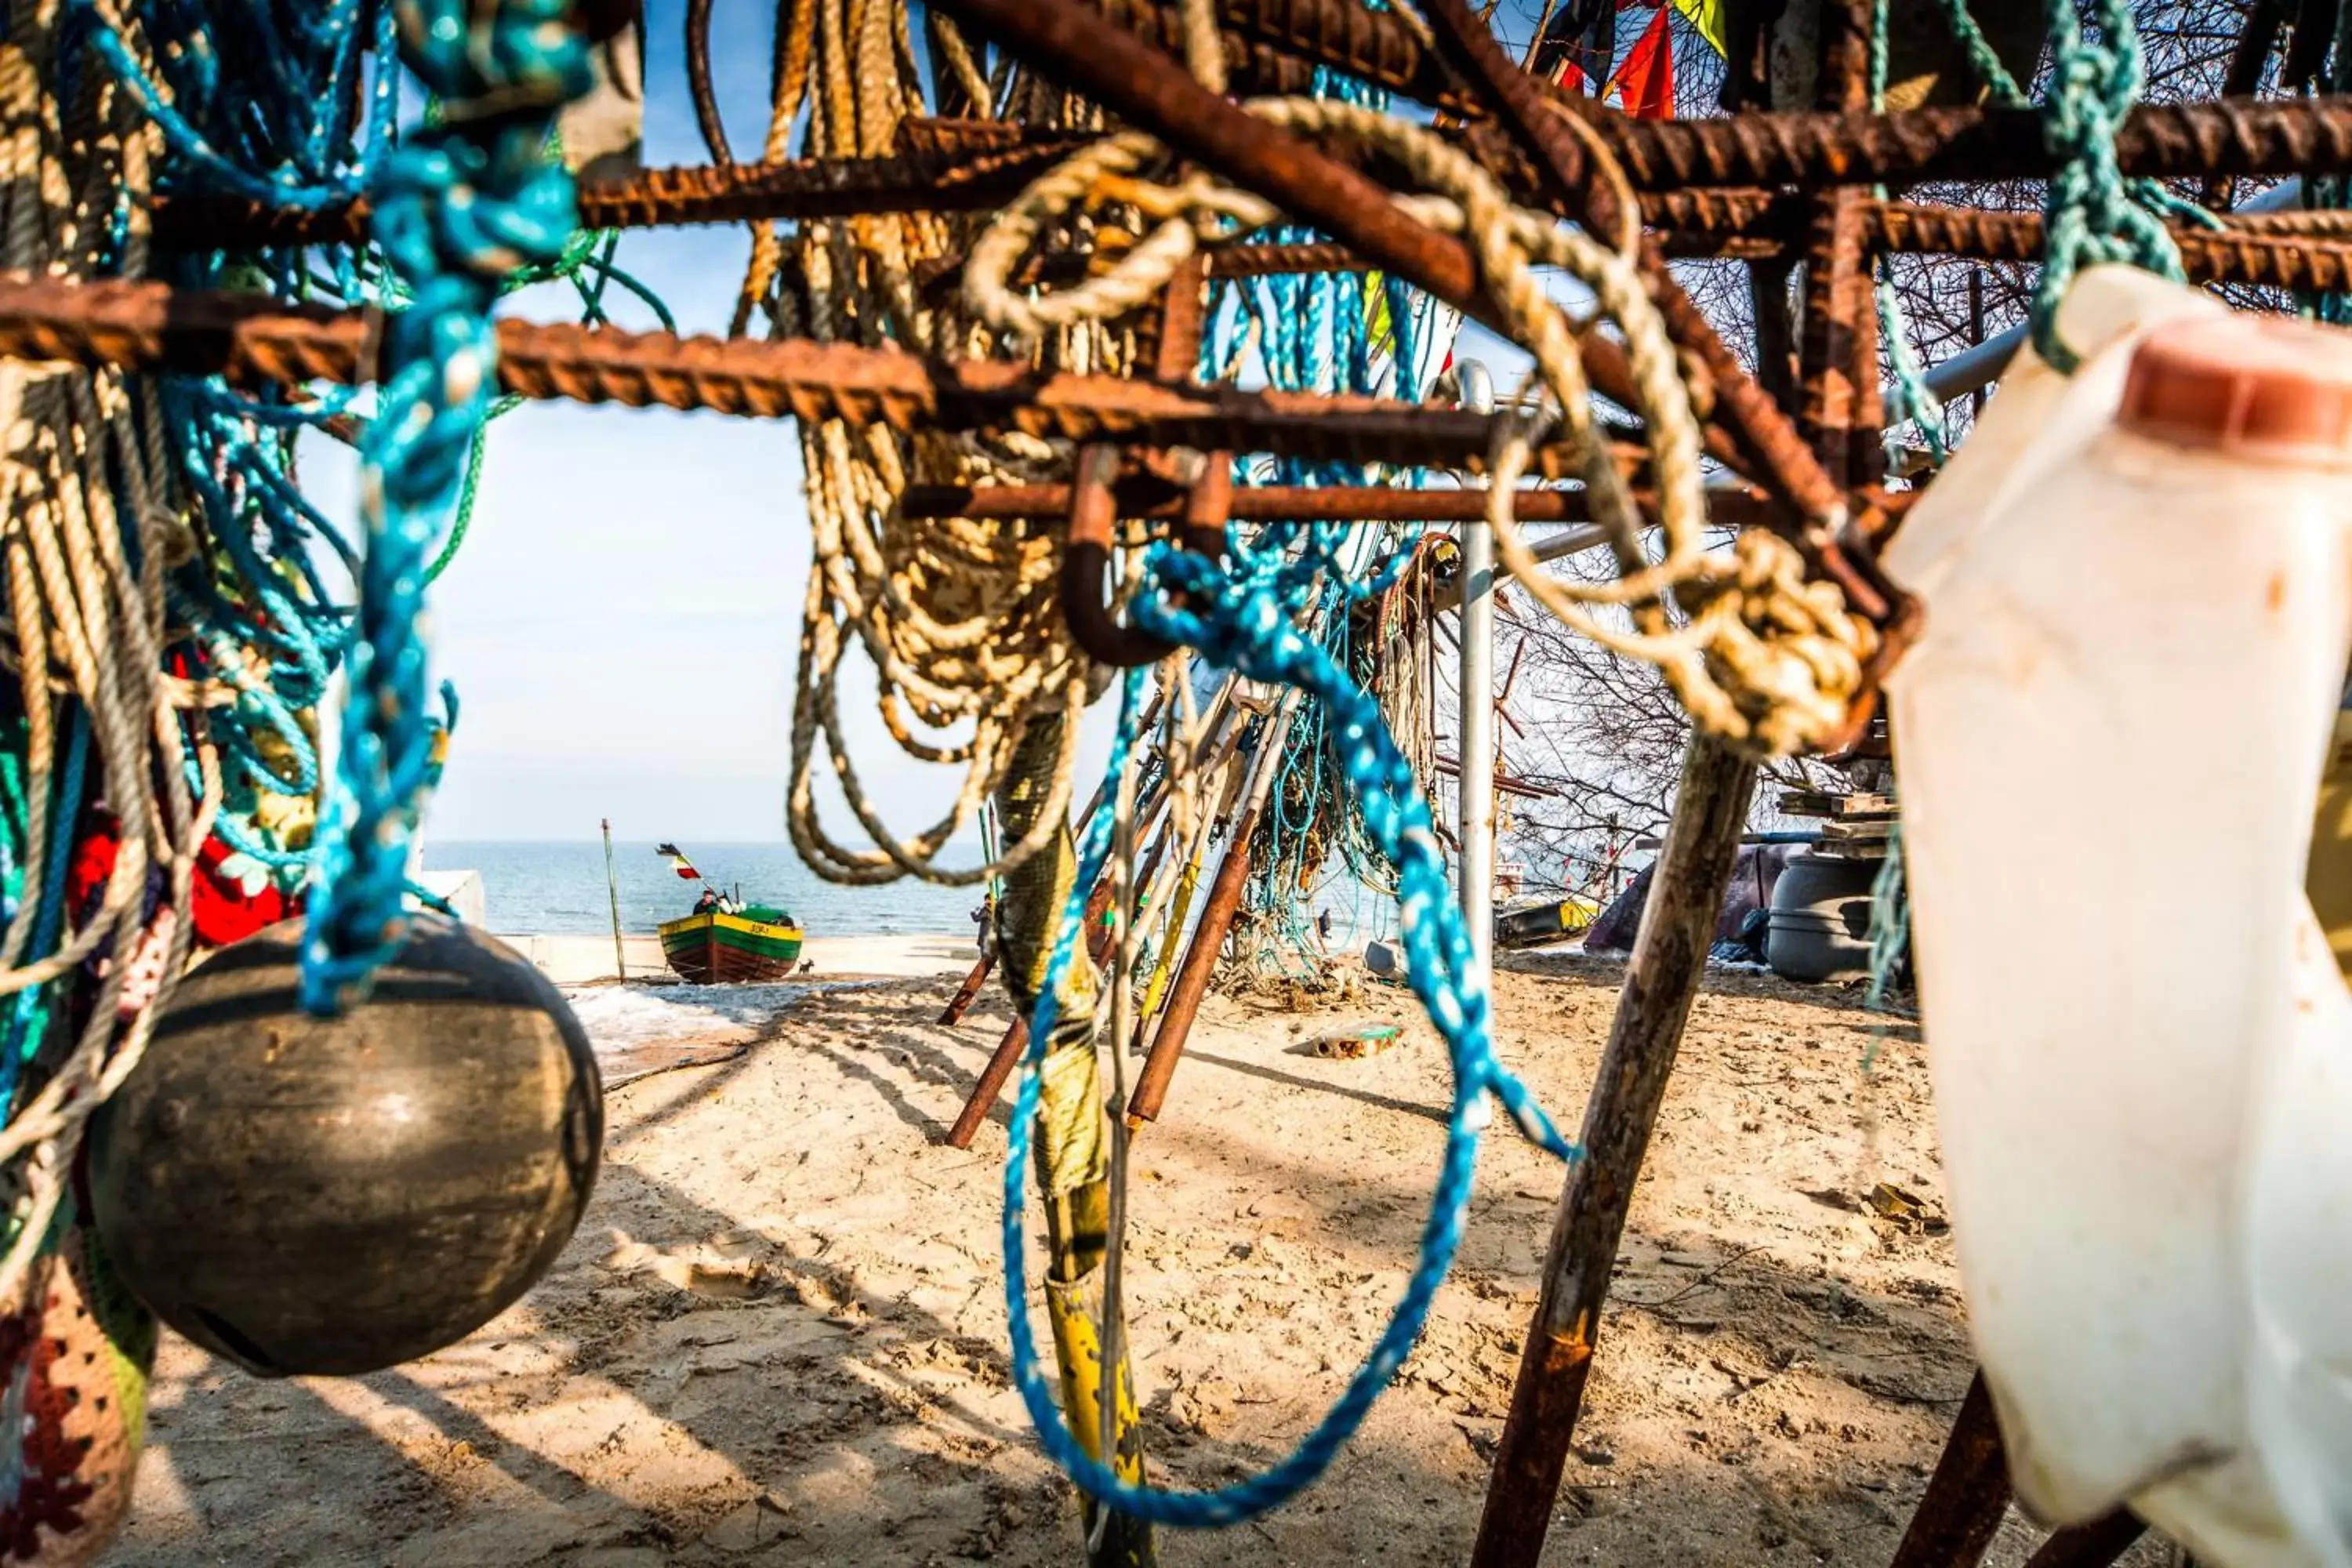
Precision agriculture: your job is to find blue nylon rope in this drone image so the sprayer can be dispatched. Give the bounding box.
[298,1,591,1013]
[1000,546,1577,1527]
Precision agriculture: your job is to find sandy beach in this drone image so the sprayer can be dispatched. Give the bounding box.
[109,947,2169,1567]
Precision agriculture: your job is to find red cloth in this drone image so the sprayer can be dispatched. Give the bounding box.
[1610,5,1675,119]
[67,821,295,953]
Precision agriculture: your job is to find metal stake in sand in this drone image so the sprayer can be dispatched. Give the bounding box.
[601,818,626,982]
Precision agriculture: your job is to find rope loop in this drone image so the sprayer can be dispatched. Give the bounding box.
[998,543,1574,1528]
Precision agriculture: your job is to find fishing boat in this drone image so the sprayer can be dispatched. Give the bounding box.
[657,906,805,983]
[649,842,805,983]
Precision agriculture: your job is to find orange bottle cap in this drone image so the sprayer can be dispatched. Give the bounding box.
[2120,313,2352,466]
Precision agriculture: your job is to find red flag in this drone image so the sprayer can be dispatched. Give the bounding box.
[1553,56,1586,93]
[1610,5,1675,119]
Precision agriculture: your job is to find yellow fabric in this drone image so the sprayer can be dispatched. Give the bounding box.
[1671,0,1726,56]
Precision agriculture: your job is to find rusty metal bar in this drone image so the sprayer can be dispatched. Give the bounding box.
[1799,0,1886,491]
[152,124,1093,249]
[1866,202,2352,291]
[889,0,1796,499]
[899,481,1591,521]
[946,797,1174,1149]
[1123,699,1295,1129]
[1468,733,1759,1568]
[937,0,1487,305]
[1063,445,1181,666]
[1116,0,2352,189]
[1886,1372,2013,1568]
[0,274,1624,472]
[2021,1512,2147,1568]
[1101,0,2352,190]
[946,1011,1033,1149]
[937,950,995,1026]
[895,481,1795,530]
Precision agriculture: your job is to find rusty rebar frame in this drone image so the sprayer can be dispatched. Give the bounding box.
[13,6,2351,1562]
[0,274,1621,472]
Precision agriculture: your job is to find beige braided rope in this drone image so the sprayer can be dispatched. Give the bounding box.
[960,82,1875,760]
[0,0,215,1309]
[753,0,1115,887]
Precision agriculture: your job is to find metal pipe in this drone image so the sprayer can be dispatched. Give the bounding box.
[1457,366,1498,982]
[1123,699,1298,1128]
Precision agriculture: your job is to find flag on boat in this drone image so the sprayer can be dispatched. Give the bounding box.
[655,843,699,880]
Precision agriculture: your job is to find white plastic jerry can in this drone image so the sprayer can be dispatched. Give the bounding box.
[1890,302,2352,1565]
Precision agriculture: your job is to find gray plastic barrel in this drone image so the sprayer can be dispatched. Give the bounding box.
[1764,850,1882,984]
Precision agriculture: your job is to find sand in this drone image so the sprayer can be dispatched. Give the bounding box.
[111,948,2175,1567]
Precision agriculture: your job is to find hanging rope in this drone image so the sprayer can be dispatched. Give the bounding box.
[749,0,1120,890]
[0,0,218,1315]
[1001,564,1574,1527]
[298,2,592,1012]
[2027,0,2194,370]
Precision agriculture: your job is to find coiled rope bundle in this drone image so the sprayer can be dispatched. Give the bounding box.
[737,0,1116,890]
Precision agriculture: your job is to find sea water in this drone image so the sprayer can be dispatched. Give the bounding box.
[424,840,976,938]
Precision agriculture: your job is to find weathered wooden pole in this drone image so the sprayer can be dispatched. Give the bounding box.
[1468,732,1757,1566]
[1886,1373,2013,1568]
[989,711,1156,1567]
[601,818,626,981]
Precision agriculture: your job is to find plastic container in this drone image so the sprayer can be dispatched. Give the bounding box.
[1885,265,2224,597]
[1889,303,2352,1544]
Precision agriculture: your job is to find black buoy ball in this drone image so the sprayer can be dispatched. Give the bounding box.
[88,916,603,1377]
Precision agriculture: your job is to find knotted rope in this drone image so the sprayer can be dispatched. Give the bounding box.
[0,0,213,1316]
[299,1,592,1012]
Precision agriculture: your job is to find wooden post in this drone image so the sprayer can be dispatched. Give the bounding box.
[601,818,626,982]
[1468,732,1756,1567]
[987,710,1156,1567]
[1887,1373,2012,1568]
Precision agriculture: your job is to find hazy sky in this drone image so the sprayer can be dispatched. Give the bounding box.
[303,2,1121,849]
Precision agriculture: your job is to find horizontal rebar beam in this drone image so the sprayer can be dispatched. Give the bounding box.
[153,123,1091,249]
[0,273,1628,473]
[895,479,1783,528]
[1130,0,2352,189]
